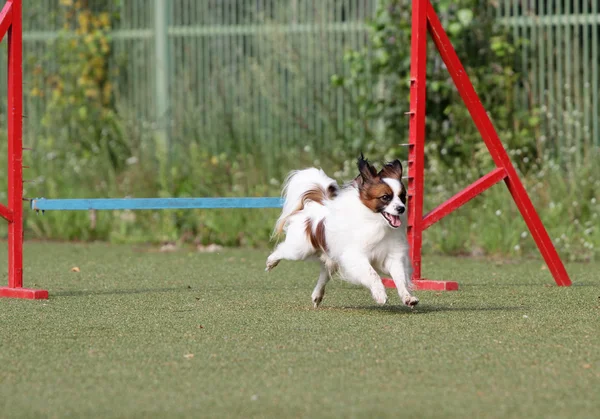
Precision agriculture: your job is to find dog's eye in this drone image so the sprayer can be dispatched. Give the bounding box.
[381,194,391,202]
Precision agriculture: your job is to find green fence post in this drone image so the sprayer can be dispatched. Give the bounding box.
[154,0,170,153]
[593,0,599,147]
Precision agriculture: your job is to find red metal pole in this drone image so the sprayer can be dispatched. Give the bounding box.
[0,1,13,42]
[422,167,507,231]
[406,0,427,282]
[400,0,459,291]
[7,0,23,289]
[1,0,48,299]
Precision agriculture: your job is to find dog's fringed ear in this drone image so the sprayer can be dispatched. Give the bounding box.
[379,159,403,180]
[357,153,377,184]
[353,174,363,187]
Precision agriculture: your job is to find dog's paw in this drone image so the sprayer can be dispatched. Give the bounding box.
[371,286,388,305]
[265,257,280,272]
[403,295,419,308]
[311,289,325,308]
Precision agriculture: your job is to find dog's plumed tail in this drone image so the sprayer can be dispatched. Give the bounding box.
[273,168,338,237]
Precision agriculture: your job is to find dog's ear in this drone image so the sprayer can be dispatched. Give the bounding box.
[353,174,363,188]
[379,159,403,180]
[357,153,377,184]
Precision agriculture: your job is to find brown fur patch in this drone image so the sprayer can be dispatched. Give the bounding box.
[301,188,326,206]
[357,154,378,184]
[305,219,327,251]
[275,185,334,235]
[379,160,407,204]
[379,160,403,180]
[358,182,393,213]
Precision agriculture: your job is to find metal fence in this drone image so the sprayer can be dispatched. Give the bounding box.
[1,0,599,160]
[1,0,377,161]
[498,0,600,157]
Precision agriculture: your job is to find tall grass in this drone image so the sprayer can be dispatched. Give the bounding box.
[421,148,600,262]
[1,130,598,261]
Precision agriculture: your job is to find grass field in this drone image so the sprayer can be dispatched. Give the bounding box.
[1,242,599,419]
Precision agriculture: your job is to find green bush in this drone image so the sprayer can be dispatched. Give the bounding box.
[331,0,537,172]
[30,0,127,171]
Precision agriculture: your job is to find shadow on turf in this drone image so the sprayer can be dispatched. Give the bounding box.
[51,287,187,297]
[331,304,525,315]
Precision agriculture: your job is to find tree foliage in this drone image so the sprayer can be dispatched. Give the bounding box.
[332,0,538,172]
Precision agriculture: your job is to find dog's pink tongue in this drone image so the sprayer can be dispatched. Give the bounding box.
[391,215,402,227]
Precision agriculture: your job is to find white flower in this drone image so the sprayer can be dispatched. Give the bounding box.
[495,210,502,216]
[521,231,528,239]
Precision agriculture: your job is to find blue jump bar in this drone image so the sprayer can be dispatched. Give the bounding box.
[31,197,284,211]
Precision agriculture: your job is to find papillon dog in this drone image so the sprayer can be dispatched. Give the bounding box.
[266,154,419,308]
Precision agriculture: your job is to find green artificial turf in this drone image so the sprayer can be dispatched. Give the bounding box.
[1,242,599,419]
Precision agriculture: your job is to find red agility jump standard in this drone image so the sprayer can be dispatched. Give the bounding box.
[385,0,571,291]
[0,0,47,299]
[1,0,571,298]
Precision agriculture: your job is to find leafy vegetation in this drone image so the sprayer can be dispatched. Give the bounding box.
[330,0,537,169]
[0,0,597,261]
[31,0,127,171]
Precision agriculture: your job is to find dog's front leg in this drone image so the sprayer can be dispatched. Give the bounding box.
[385,257,419,308]
[311,263,331,308]
[339,254,387,305]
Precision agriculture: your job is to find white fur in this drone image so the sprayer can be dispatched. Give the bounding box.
[382,178,405,214]
[273,168,335,237]
[266,168,418,308]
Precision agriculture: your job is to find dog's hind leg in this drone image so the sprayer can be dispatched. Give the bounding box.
[266,216,318,271]
[311,263,331,308]
[266,232,314,272]
[265,251,282,272]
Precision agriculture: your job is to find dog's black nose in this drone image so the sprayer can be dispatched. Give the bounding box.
[397,206,405,214]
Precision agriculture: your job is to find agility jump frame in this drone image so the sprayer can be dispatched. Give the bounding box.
[1,0,571,299]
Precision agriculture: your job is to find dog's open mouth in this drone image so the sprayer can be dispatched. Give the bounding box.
[382,212,402,228]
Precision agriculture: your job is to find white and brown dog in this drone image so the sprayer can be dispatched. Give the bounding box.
[266,155,419,308]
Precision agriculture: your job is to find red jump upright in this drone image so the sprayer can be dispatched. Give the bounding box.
[0,0,571,299]
[0,0,48,299]
[390,0,571,290]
